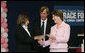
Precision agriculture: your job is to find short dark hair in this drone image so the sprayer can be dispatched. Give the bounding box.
[40,6,49,14]
[17,14,29,25]
[51,9,63,21]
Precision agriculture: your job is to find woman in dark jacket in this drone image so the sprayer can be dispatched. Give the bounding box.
[15,14,37,52]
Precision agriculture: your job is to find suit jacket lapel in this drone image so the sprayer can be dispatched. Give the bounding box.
[39,19,42,34]
[46,19,49,34]
[21,26,31,38]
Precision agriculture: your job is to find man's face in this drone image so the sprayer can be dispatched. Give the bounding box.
[40,9,48,20]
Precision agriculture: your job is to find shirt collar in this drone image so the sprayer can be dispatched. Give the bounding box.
[41,18,47,22]
[22,25,28,29]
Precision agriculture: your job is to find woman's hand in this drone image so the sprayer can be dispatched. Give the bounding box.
[34,35,44,40]
[48,34,56,40]
[38,40,44,45]
[46,34,50,37]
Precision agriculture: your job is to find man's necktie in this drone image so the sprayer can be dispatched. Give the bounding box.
[41,21,44,35]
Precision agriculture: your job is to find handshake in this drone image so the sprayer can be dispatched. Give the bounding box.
[34,35,45,45]
[34,34,49,45]
[34,34,56,45]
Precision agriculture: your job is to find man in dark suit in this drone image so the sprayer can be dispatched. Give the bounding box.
[31,6,55,52]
